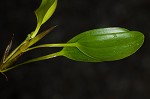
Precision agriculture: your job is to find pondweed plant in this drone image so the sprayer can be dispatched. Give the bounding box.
[0,0,144,73]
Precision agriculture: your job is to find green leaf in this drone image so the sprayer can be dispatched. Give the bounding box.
[31,0,57,38]
[35,0,57,25]
[27,26,56,48]
[2,27,144,72]
[60,27,144,62]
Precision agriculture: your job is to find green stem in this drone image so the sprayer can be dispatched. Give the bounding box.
[1,51,62,73]
[0,34,32,71]
[3,35,30,63]
[30,23,41,38]
[25,43,76,52]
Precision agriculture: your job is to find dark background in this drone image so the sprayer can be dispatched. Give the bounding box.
[0,0,149,99]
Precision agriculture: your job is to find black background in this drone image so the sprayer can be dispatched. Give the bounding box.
[0,0,150,99]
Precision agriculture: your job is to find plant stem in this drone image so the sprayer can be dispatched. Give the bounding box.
[3,35,30,63]
[1,51,62,73]
[25,43,76,52]
[30,23,41,38]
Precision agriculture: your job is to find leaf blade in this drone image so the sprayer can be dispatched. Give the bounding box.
[28,26,56,47]
[31,0,57,38]
[35,0,57,25]
[2,34,14,63]
[61,27,144,62]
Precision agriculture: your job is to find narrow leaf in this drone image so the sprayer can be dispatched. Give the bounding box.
[2,34,14,62]
[28,26,56,48]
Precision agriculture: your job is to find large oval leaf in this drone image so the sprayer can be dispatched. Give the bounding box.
[60,27,144,62]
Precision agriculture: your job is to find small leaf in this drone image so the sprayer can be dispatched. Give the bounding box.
[2,34,14,62]
[31,0,57,38]
[61,27,144,62]
[35,0,57,25]
[28,26,56,48]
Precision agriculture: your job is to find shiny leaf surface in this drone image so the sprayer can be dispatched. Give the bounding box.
[61,27,144,62]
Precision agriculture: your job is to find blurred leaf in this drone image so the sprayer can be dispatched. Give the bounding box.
[2,34,14,62]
